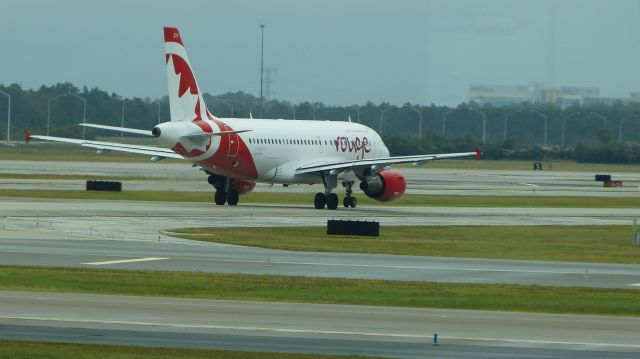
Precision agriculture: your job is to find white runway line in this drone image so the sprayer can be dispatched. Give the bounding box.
[83,257,169,266]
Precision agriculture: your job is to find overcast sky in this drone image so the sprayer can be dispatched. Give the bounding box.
[2,0,639,106]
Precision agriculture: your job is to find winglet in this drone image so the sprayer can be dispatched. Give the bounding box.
[25,129,32,144]
[475,147,482,160]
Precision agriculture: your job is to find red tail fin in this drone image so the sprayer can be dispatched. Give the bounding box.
[475,147,482,160]
[25,129,32,144]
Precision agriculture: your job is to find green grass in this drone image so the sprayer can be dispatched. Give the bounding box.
[168,225,640,264]
[2,188,639,208]
[0,266,637,316]
[0,340,373,359]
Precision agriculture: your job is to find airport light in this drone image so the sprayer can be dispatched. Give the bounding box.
[292,104,296,120]
[561,111,582,147]
[259,24,266,117]
[443,107,485,143]
[411,106,422,140]
[529,110,548,146]
[215,99,234,117]
[68,93,87,140]
[121,98,127,142]
[442,108,457,137]
[351,105,360,124]
[618,114,638,142]
[380,107,392,134]
[504,109,523,141]
[0,89,10,143]
[589,111,607,130]
[47,93,86,138]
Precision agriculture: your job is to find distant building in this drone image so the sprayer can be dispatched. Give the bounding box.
[464,83,620,107]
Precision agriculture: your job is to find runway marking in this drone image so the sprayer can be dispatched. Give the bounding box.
[517,182,539,187]
[83,257,169,266]
[3,315,640,350]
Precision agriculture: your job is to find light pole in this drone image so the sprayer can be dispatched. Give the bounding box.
[0,90,10,143]
[380,108,391,134]
[504,109,523,141]
[47,93,67,136]
[68,93,86,140]
[292,104,296,120]
[351,106,360,124]
[313,103,318,121]
[467,108,486,143]
[529,109,548,146]
[216,99,234,117]
[589,111,607,130]
[259,24,266,117]
[121,98,127,142]
[618,114,637,142]
[442,108,457,137]
[157,100,161,124]
[411,106,422,140]
[443,107,485,143]
[561,111,582,147]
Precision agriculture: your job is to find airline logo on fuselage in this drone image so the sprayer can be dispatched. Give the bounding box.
[334,136,371,157]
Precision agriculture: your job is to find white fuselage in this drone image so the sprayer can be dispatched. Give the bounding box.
[206,118,389,184]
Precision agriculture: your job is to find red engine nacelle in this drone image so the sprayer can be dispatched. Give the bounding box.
[232,180,256,195]
[359,169,406,202]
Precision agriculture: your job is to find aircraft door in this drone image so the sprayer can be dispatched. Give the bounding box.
[227,133,239,157]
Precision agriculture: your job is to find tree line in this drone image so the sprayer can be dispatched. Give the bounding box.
[2,82,640,163]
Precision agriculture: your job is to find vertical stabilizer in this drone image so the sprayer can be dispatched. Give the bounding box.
[164,27,211,122]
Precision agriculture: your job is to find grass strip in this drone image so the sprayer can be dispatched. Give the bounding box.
[0,266,637,316]
[1,189,638,208]
[5,146,640,172]
[0,340,373,359]
[169,225,640,264]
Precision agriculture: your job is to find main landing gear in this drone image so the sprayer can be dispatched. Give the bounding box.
[313,173,357,210]
[208,174,239,206]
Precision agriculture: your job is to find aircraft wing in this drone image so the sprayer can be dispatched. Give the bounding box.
[26,131,184,160]
[295,148,480,175]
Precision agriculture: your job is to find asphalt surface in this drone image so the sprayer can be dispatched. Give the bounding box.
[2,161,640,357]
[3,159,640,196]
[1,198,640,289]
[1,291,638,358]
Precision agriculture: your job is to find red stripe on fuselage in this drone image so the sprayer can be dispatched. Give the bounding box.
[197,119,258,181]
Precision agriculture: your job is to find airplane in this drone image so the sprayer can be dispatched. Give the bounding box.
[26,27,480,210]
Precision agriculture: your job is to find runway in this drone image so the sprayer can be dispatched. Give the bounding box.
[1,200,640,289]
[3,159,640,197]
[0,291,638,358]
[2,161,640,357]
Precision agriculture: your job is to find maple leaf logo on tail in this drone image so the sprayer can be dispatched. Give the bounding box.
[163,27,212,124]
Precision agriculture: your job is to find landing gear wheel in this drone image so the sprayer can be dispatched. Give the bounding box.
[227,190,239,206]
[349,197,357,208]
[214,190,226,205]
[343,197,350,208]
[314,193,326,209]
[326,193,339,210]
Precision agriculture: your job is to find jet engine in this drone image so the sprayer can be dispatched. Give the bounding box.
[359,169,406,202]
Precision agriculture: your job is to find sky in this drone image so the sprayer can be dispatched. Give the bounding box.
[1,0,639,106]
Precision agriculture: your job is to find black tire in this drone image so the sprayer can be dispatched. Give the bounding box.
[314,193,326,209]
[350,197,357,208]
[214,190,226,205]
[343,197,350,208]
[326,193,339,210]
[227,190,239,206]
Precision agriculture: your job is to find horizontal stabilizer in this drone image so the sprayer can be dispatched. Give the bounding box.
[79,123,153,136]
